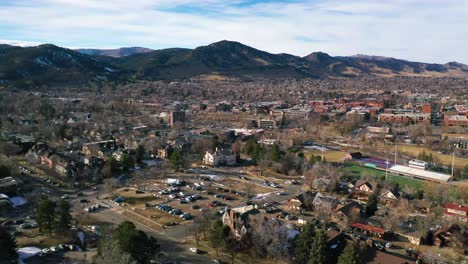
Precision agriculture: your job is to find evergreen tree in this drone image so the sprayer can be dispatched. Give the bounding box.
[55,200,72,234]
[114,221,138,252]
[0,165,11,179]
[365,194,379,216]
[103,157,119,178]
[293,223,316,264]
[209,218,225,256]
[338,242,360,264]
[0,225,18,264]
[128,230,161,264]
[308,229,328,264]
[268,144,282,162]
[36,199,57,235]
[121,154,135,171]
[169,148,184,172]
[135,145,145,164]
[113,221,160,264]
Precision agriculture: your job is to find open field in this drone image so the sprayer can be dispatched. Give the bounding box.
[133,208,183,225]
[390,145,468,168]
[304,150,347,162]
[342,162,424,190]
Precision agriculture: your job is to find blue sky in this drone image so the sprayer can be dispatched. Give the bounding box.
[0,0,467,63]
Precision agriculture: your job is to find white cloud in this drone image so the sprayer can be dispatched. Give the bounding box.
[0,0,467,63]
[0,39,42,47]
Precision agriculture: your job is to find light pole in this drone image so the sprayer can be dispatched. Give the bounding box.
[385,160,389,182]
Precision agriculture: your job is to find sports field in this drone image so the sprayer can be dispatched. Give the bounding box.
[341,162,424,190]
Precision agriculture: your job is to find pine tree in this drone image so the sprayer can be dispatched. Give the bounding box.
[209,218,225,256]
[293,223,315,264]
[55,200,72,234]
[338,242,360,264]
[365,194,379,216]
[169,148,184,172]
[0,225,18,264]
[36,199,57,235]
[308,229,328,264]
[135,145,145,164]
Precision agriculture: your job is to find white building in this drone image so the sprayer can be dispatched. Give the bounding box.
[203,148,236,167]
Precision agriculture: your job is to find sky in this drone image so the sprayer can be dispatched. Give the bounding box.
[0,0,467,63]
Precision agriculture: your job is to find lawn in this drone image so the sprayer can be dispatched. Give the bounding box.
[341,162,423,190]
[304,150,347,162]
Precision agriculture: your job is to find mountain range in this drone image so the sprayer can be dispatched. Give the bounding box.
[1,40,467,88]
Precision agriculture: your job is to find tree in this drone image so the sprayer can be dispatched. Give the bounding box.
[338,242,360,264]
[113,221,160,264]
[294,223,316,264]
[36,199,57,235]
[103,157,119,178]
[121,154,135,171]
[365,194,379,217]
[308,229,328,264]
[55,200,72,234]
[169,148,184,172]
[0,164,11,179]
[0,142,22,157]
[191,219,204,247]
[136,145,145,164]
[114,221,138,253]
[128,230,161,264]
[209,219,226,256]
[223,231,251,264]
[0,225,18,264]
[268,144,282,162]
[96,239,136,264]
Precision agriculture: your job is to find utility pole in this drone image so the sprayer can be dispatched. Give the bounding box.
[385,160,389,181]
[321,145,324,163]
[451,151,455,180]
[394,144,398,165]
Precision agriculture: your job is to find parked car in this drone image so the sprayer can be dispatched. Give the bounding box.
[181,213,192,220]
[189,247,200,254]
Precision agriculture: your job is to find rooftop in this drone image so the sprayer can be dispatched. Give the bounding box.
[389,165,452,182]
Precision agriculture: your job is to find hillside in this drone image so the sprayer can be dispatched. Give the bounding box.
[76,47,153,58]
[0,44,123,88]
[1,40,467,88]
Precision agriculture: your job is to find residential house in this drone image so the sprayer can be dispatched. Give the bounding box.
[312,193,338,214]
[287,191,317,211]
[25,142,51,162]
[222,205,259,238]
[354,180,379,200]
[443,203,468,223]
[157,145,174,159]
[409,200,431,215]
[351,223,391,240]
[379,189,400,206]
[332,201,364,223]
[312,178,333,192]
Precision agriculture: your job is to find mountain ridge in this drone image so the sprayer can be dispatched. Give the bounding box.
[1,40,467,88]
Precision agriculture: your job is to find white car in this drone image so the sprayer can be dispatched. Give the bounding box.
[189,247,199,254]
